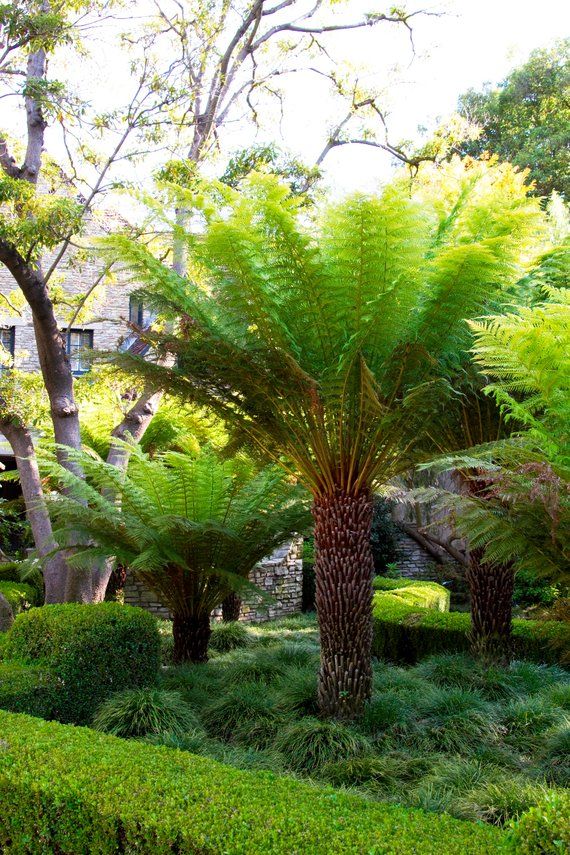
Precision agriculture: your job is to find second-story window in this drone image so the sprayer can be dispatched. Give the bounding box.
[0,326,15,370]
[64,328,93,375]
[129,295,144,327]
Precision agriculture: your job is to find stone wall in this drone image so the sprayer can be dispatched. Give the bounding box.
[123,538,304,624]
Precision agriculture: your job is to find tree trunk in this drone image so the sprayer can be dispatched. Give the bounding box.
[312,488,374,719]
[0,412,67,602]
[466,549,514,666]
[172,611,211,664]
[221,592,242,622]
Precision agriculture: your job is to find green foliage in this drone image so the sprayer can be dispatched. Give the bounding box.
[201,681,280,744]
[513,569,560,607]
[0,662,57,716]
[93,688,198,738]
[209,620,251,653]
[457,39,570,198]
[1,603,160,724]
[455,777,558,827]
[273,666,319,716]
[321,752,430,792]
[275,718,372,774]
[108,160,544,498]
[0,710,507,854]
[501,697,567,751]
[0,581,39,614]
[508,792,570,854]
[372,589,570,665]
[370,496,399,574]
[220,144,321,198]
[373,577,450,611]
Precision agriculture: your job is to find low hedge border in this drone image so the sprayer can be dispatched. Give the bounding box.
[372,590,569,665]
[0,603,161,724]
[0,710,507,854]
[373,577,450,612]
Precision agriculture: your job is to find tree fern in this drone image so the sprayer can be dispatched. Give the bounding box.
[45,445,310,662]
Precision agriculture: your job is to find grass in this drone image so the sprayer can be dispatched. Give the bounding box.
[118,614,569,829]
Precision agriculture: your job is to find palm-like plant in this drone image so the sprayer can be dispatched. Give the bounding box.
[109,159,543,716]
[45,446,310,662]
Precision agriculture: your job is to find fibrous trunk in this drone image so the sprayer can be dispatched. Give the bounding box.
[466,549,514,666]
[172,611,211,663]
[221,592,242,622]
[312,488,374,719]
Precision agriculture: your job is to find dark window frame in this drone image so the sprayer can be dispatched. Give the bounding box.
[63,328,94,376]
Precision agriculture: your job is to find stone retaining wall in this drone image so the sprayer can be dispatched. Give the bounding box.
[123,538,303,623]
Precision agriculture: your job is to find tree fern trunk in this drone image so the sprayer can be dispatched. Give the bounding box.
[467,549,514,666]
[312,488,374,719]
[221,592,242,622]
[172,611,211,663]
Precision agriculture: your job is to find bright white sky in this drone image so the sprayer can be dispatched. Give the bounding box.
[37,0,570,199]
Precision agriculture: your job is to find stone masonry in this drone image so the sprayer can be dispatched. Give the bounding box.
[124,538,304,623]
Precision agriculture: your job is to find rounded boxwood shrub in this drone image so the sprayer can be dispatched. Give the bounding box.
[3,603,161,725]
[275,718,372,774]
[93,688,199,738]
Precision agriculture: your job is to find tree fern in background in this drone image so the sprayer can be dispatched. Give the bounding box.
[45,446,310,662]
[106,158,545,716]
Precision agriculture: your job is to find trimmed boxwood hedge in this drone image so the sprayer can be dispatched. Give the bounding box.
[372,588,569,666]
[507,792,570,854]
[0,603,161,724]
[0,710,507,854]
[0,581,39,615]
[373,577,450,611]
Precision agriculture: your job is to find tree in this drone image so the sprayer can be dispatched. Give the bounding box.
[457,39,570,199]
[415,279,569,660]
[0,1,432,603]
[109,158,544,717]
[45,445,310,661]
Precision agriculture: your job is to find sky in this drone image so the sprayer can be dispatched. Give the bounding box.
[8,0,568,201]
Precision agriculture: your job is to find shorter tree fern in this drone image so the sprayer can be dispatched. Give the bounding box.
[45,445,310,662]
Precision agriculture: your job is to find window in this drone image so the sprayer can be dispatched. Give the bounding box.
[0,326,15,370]
[64,328,93,375]
[129,295,144,327]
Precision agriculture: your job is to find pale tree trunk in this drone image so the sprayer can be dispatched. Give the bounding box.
[0,412,68,602]
[312,488,374,719]
[91,385,164,603]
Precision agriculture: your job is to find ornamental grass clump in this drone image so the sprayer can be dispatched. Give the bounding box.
[109,158,544,716]
[209,621,251,653]
[201,680,281,743]
[275,717,372,774]
[93,688,199,738]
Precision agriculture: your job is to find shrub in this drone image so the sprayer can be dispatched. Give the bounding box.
[321,752,430,792]
[201,681,280,743]
[209,620,251,653]
[275,718,372,774]
[273,666,319,716]
[0,563,20,583]
[455,777,557,826]
[373,577,450,612]
[0,710,506,854]
[370,496,399,574]
[1,603,161,724]
[501,697,567,751]
[513,569,559,608]
[372,592,570,665]
[0,581,39,614]
[508,792,570,854]
[93,688,199,738]
[0,662,56,717]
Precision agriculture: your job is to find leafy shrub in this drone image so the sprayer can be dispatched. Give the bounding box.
[1,603,161,724]
[0,710,506,854]
[370,496,399,574]
[513,569,559,608]
[93,688,199,738]
[373,577,450,612]
[201,680,280,743]
[273,666,319,716]
[209,620,251,653]
[275,718,372,774]
[0,563,20,583]
[0,662,57,717]
[508,792,570,853]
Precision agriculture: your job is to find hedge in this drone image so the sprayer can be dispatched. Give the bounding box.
[507,792,570,854]
[373,577,450,611]
[372,588,569,666]
[0,603,161,724]
[0,710,507,854]
[0,582,39,615]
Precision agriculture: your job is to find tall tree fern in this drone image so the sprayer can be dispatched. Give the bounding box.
[108,158,545,716]
[45,446,310,662]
